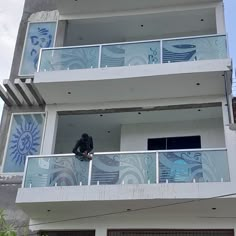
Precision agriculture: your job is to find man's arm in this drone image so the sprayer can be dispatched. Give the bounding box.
[89,137,94,151]
[72,140,80,155]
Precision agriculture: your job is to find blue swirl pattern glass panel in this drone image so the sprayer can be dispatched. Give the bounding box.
[163,35,227,63]
[24,156,89,187]
[91,152,156,185]
[20,22,56,75]
[101,41,160,68]
[159,150,230,183]
[39,46,99,72]
[3,113,45,173]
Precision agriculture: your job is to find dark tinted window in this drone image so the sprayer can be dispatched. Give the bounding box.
[148,136,201,150]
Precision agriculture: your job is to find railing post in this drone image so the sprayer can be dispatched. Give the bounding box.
[37,48,43,72]
[98,45,102,68]
[88,159,92,186]
[156,151,159,184]
[160,40,163,64]
[21,156,30,188]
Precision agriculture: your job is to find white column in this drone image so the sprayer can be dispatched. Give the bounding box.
[41,107,58,155]
[222,99,236,182]
[96,228,107,236]
[215,3,226,34]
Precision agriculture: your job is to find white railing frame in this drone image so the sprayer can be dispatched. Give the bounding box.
[37,34,227,72]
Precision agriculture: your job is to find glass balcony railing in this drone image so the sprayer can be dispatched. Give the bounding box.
[23,148,229,188]
[159,149,230,183]
[38,35,227,72]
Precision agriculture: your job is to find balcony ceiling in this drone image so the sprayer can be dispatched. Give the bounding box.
[16,184,236,221]
[65,8,216,46]
[34,64,228,105]
[56,0,220,16]
[54,106,223,153]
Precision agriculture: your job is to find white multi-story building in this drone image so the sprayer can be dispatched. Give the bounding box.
[0,0,236,235]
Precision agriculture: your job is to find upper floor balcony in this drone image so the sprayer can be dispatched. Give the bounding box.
[34,34,231,105]
[38,34,228,73]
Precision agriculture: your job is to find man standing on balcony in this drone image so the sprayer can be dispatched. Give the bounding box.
[72,133,94,161]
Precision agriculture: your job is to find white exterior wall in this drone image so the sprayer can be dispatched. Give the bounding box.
[222,98,236,182]
[120,118,225,151]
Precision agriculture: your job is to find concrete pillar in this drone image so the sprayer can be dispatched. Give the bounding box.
[55,20,67,47]
[222,99,236,182]
[41,107,58,155]
[215,3,226,34]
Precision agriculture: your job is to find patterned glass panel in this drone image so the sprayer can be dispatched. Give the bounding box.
[159,150,230,183]
[20,22,56,75]
[162,35,227,63]
[3,113,45,173]
[39,46,99,72]
[24,155,89,187]
[101,41,160,68]
[91,152,156,185]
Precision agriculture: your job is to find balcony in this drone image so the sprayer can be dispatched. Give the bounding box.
[34,34,231,105]
[22,149,230,188]
[16,148,235,222]
[38,34,227,72]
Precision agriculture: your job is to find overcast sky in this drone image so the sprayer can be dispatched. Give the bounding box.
[0,0,235,119]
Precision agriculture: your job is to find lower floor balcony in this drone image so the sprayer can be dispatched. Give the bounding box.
[16,151,236,232]
[22,148,229,188]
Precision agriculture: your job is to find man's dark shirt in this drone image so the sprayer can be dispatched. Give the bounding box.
[72,136,93,155]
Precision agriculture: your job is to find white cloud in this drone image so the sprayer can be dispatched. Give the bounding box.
[0,0,25,118]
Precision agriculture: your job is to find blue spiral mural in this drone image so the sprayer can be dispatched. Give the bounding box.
[20,22,56,75]
[40,46,99,71]
[162,36,227,63]
[159,151,230,183]
[24,156,89,187]
[3,114,45,173]
[101,42,160,68]
[91,153,156,185]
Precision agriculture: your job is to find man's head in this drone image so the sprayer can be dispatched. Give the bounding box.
[82,133,89,139]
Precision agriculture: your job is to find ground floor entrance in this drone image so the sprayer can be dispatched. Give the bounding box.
[108,230,234,236]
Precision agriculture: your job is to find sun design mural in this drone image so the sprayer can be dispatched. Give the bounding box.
[10,121,40,166]
[3,114,45,173]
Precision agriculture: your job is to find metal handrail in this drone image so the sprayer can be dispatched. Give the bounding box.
[25,147,227,158]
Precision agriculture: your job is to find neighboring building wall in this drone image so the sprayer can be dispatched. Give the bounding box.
[0,0,56,233]
[120,118,225,151]
[0,178,27,235]
[233,98,236,123]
